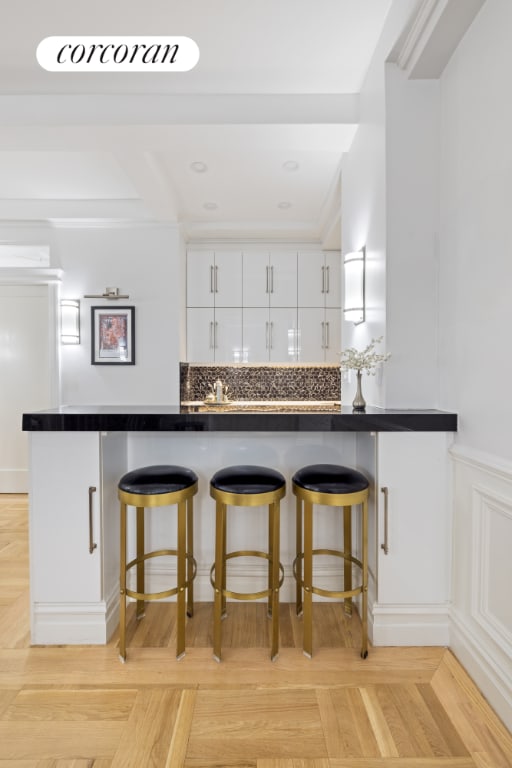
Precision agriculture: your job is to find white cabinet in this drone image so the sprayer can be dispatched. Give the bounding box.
[29,431,126,644]
[187,307,243,363]
[375,431,450,605]
[186,249,243,361]
[243,307,298,362]
[297,307,340,362]
[298,251,341,308]
[187,250,242,308]
[243,250,297,308]
[359,431,452,646]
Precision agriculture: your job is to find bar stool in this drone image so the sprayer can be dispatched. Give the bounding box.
[118,464,198,662]
[292,463,369,659]
[210,465,286,662]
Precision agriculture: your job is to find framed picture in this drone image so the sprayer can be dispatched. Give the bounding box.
[91,306,135,365]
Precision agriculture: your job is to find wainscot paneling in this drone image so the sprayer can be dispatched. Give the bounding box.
[450,445,512,732]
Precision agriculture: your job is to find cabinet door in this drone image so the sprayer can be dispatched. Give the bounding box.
[377,432,450,606]
[243,307,269,362]
[242,250,271,307]
[187,250,215,307]
[269,251,297,307]
[269,307,298,361]
[297,307,326,362]
[324,251,341,308]
[298,251,325,307]
[187,308,215,362]
[323,308,341,363]
[213,251,243,308]
[30,432,102,605]
[214,308,244,362]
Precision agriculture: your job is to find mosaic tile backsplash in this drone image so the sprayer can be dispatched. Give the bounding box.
[180,363,341,402]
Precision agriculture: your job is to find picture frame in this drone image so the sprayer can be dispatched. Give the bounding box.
[91,306,135,365]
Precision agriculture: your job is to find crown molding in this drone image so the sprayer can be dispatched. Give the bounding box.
[393,0,485,79]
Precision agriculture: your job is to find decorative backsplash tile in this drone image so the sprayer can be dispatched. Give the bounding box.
[180,362,341,402]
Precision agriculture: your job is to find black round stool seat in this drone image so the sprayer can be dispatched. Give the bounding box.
[119,464,198,496]
[211,465,285,495]
[292,464,369,495]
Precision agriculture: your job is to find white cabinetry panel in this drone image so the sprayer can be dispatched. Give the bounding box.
[243,250,297,308]
[297,307,340,362]
[376,431,450,606]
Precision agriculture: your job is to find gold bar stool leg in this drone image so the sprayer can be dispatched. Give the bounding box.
[295,495,303,616]
[119,501,127,662]
[187,496,194,618]
[209,465,286,662]
[303,497,314,659]
[361,496,369,659]
[136,507,145,620]
[117,465,198,662]
[343,505,353,616]
[270,500,280,661]
[292,464,370,659]
[176,499,187,660]
[213,501,225,662]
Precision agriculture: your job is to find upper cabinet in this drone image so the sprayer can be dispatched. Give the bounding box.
[298,251,341,308]
[186,248,340,363]
[243,250,297,308]
[187,250,243,308]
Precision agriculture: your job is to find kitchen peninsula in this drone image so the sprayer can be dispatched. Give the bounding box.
[23,401,457,650]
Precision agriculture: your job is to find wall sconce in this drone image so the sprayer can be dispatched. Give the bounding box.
[60,299,80,344]
[343,246,366,325]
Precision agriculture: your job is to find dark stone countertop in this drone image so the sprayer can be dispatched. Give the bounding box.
[22,405,458,433]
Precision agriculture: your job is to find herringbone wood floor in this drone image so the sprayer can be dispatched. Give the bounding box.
[1,493,512,767]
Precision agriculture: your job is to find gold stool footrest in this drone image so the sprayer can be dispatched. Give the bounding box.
[125,549,197,602]
[210,549,285,601]
[293,548,363,599]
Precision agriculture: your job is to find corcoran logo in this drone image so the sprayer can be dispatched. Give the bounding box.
[36,36,200,72]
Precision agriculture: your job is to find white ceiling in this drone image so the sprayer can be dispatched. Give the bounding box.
[0,0,398,247]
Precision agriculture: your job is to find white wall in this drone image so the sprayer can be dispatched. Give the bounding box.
[341,0,439,409]
[439,0,512,460]
[438,0,512,729]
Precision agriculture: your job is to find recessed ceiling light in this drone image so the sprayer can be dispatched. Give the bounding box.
[203,202,218,210]
[282,160,299,172]
[277,201,292,209]
[190,161,208,173]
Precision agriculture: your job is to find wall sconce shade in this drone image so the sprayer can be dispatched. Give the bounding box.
[61,299,81,344]
[343,246,366,325]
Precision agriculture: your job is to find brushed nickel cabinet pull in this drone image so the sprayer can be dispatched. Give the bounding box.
[380,486,389,555]
[209,321,214,349]
[265,321,269,349]
[210,265,215,293]
[214,321,218,349]
[88,485,97,554]
[325,321,330,349]
[326,265,330,293]
[270,265,274,293]
[269,321,274,349]
[321,265,325,293]
[215,265,219,293]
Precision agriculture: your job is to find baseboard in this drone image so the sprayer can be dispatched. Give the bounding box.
[31,600,113,645]
[0,468,28,493]
[450,609,512,732]
[370,602,451,646]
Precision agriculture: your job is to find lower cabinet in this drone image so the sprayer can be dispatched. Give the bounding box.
[29,431,126,644]
[362,431,452,646]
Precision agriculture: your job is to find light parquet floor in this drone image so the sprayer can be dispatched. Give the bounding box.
[1,493,511,767]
